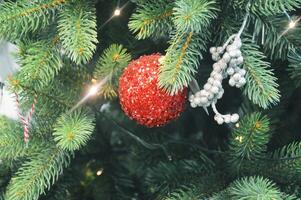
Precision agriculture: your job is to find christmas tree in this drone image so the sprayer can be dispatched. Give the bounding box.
[0,0,301,199]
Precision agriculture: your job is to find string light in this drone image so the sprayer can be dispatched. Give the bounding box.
[288,20,296,29]
[96,169,104,176]
[235,136,244,143]
[88,84,100,96]
[114,8,121,16]
[100,1,130,29]
[235,123,240,128]
[88,85,99,96]
[70,76,109,112]
[280,11,301,38]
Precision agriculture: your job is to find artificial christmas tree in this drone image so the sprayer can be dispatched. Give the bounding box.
[0,0,301,200]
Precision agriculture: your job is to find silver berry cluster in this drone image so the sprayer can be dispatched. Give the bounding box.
[189,36,246,125]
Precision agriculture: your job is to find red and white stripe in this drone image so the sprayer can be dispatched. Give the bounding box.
[14,93,38,144]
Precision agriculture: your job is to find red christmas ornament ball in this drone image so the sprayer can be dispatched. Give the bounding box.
[118,54,187,127]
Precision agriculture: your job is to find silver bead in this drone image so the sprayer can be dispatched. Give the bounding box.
[233,73,241,82]
[213,80,222,87]
[195,91,202,98]
[210,47,217,54]
[233,66,241,72]
[194,97,202,105]
[231,114,239,123]
[229,50,235,57]
[224,114,231,123]
[200,97,208,104]
[227,45,236,52]
[233,39,242,48]
[189,94,195,102]
[214,73,223,81]
[208,77,215,84]
[214,114,223,121]
[229,58,237,65]
[217,89,224,99]
[236,56,244,64]
[213,63,222,72]
[212,54,220,61]
[235,50,242,58]
[217,47,223,53]
[239,68,246,76]
[191,102,197,108]
[211,71,218,77]
[200,90,209,97]
[222,52,231,63]
[207,93,214,100]
[211,86,219,94]
[227,67,235,76]
[216,116,224,125]
[219,60,227,70]
[238,77,246,86]
[229,78,235,86]
[204,83,212,91]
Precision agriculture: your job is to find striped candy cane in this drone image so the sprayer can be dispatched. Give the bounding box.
[14,92,38,144]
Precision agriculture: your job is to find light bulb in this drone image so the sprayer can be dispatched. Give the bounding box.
[289,21,296,29]
[96,169,103,176]
[114,8,121,16]
[235,136,243,143]
[88,85,98,96]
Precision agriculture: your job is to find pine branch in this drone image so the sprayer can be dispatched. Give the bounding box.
[5,147,72,200]
[53,109,95,151]
[265,142,301,183]
[173,0,217,33]
[8,65,90,137]
[58,0,98,64]
[145,159,213,197]
[93,44,131,99]
[158,0,217,94]
[288,48,301,87]
[228,112,270,171]
[0,0,67,41]
[208,177,297,200]
[242,41,280,109]
[129,0,174,39]
[208,190,231,200]
[228,176,296,200]
[161,173,224,200]
[162,186,203,200]
[233,0,301,16]
[0,117,43,161]
[252,15,301,60]
[16,39,63,90]
[158,32,207,95]
[41,175,71,200]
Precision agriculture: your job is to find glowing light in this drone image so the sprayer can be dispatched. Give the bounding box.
[235,123,240,128]
[96,169,104,176]
[100,1,130,29]
[235,136,244,143]
[70,76,109,112]
[88,85,99,96]
[114,8,121,16]
[289,21,296,29]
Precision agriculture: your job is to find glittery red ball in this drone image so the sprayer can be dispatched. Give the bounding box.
[118,54,187,127]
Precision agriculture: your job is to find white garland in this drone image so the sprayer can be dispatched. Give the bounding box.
[189,14,249,125]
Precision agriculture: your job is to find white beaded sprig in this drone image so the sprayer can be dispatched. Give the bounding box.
[189,13,249,125]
